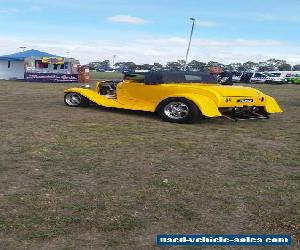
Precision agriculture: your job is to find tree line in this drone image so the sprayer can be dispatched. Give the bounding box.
[87,59,300,72]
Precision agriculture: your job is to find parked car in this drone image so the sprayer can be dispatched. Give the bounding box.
[263,73,287,84]
[285,73,300,84]
[64,72,282,123]
[239,72,287,84]
[232,71,243,82]
[267,71,300,79]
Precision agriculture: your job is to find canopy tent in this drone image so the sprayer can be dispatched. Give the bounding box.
[0,49,57,61]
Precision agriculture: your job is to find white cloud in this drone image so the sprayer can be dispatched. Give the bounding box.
[0,35,299,65]
[254,13,298,22]
[134,37,293,64]
[137,37,283,48]
[196,21,218,28]
[107,15,150,25]
[232,39,283,46]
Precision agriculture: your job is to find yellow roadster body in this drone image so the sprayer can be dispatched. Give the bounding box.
[64,72,282,123]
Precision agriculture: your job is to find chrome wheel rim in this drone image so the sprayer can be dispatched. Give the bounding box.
[164,102,189,120]
[65,93,81,106]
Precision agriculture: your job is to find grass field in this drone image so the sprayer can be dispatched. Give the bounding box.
[0,80,299,249]
[90,71,123,81]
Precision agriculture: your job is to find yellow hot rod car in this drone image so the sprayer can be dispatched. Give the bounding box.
[64,72,282,123]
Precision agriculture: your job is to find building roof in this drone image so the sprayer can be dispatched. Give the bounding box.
[0,49,58,61]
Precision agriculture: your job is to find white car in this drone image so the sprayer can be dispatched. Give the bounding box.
[250,72,287,84]
[267,71,300,78]
[232,71,243,82]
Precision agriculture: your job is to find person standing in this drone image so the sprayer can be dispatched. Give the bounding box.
[210,67,233,85]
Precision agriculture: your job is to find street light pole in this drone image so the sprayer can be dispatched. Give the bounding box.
[112,55,116,69]
[19,46,27,52]
[184,18,196,71]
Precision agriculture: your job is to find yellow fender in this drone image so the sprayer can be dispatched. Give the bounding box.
[264,95,283,113]
[157,94,222,117]
[64,88,124,108]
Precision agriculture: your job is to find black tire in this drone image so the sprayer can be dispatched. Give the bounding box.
[64,92,90,107]
[156,98,201,123]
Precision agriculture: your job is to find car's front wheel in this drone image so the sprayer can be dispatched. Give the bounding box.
[157,98,201,123]
[64,92,89,107]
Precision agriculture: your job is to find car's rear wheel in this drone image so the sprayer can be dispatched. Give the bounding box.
[64,92,89,107]
[157,98,201,123]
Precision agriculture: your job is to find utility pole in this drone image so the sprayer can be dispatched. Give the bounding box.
[184,18,196,71]
[112,55,116,69]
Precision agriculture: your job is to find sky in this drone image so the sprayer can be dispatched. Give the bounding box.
[0,0,299,64]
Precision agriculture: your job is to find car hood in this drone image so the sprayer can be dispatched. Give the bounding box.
[168,84,263,97]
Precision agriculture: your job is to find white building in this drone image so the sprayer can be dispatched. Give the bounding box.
[0,49,80,82]
[0,57,25,80]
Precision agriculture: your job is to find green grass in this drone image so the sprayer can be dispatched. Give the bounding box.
[0,80,299,249]
[90,71,123,81]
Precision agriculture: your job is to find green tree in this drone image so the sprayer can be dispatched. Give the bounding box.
[243,61,257,71]
[225,63,243,72]
[177,60,186,69]
[258,65,271,72]
[293,65,300,71]
[266,59,287,70]
[144,64,153,70]
[87,60,110,70]
[207,61,222,68]
[166,61,182,71]
[278,63,292,71]
[258,61,274,71]
[187,60,207,71]
[152,62,163,71]
[115,62,137,71]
